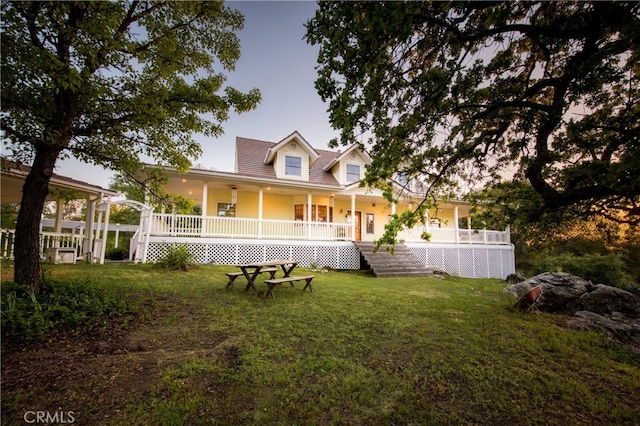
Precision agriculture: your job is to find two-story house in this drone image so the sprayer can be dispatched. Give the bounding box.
[139,131,515,278]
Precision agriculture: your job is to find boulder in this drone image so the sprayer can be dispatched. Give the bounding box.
[505,272,526,284]
[567,284,640,319]
[504,272,591,311]
[566,311,640,345]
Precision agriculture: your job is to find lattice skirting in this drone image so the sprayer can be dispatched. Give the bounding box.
[145,237,515,278]
[406,243,515,279]
[145,238,361,269]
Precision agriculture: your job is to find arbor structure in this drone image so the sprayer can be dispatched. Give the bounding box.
[306,1,639,243]
[2,1,260,291]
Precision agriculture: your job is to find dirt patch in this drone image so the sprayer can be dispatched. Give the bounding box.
[1,298,229,425]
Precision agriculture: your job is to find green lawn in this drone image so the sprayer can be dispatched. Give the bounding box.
[2,263,639,425]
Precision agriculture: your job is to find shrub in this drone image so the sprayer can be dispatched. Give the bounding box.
[154,244,196,271]
[106,247,129,261]
[534,253,632,288]
[1,279,134,341]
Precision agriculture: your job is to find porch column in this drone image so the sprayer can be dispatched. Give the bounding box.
[391,202,396,215]
[258,188,264,238]
[201,182,208,237]
[425,209,430,232]
[84,198,96,261]
[454,205,460,243]
[201,182,208,216]
[55,199,64,234]
[114,224,120,248]
[350,194,356,241]
[52,199,64,249]
[307,192,313,239]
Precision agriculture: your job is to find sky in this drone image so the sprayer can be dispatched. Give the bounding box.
[56,1,338,188]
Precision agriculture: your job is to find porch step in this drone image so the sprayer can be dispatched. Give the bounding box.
[354,242,437,278]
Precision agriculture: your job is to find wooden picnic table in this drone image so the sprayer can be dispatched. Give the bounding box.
[236,259,298,294]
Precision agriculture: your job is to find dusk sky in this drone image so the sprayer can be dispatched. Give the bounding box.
[56,1,339,188]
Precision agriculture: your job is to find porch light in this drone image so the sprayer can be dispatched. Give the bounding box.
[231,186,237,205]
[409,202,414,210]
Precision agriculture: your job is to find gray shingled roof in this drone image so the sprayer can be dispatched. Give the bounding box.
[236,137,342,187]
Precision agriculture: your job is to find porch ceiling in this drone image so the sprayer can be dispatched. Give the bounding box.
[1,171,119,204]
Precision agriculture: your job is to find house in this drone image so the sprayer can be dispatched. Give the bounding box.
[145,131,515,278]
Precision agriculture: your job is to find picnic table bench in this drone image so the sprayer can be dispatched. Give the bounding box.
[263,275,315,299]
[225,267,278,289]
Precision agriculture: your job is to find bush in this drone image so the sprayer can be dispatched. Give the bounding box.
[106,247,129,261]
[1,279,134,341]
[154,244,196,271]
[534,253,633,288]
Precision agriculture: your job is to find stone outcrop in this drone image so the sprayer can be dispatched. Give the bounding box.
[504,272,640,353]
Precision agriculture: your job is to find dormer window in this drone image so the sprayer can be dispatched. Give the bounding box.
[285,155,302,176]
[346,164,360,183]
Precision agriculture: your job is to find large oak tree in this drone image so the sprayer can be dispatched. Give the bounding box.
[2,1,260,292]
[306,1,639,243]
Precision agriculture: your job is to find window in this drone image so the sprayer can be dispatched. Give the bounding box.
[218,203,235,217]
[285,156,302,176]
[294,204,333,222]
[346,164,360,182]
[366,213,374,234]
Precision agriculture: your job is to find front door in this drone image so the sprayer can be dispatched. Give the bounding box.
[348,210,362,241]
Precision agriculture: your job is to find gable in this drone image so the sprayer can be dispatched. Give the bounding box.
[322,145,371,185]
[235,136,341,187]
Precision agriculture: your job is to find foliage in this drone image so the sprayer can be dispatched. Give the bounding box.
[0,278,134,341]
[2,0,260,291]
[110,172,198,214]
[106,247,129,261]
[534,253,633,288]
[306,1,640,245]
[1,204,19,229]
[154,244,196,271]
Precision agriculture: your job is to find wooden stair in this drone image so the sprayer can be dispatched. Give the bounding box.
[354,242,437,277]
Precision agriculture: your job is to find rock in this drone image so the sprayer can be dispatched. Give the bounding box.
[504,272,591,311]
[505,272,526,284]
[567,284,640,319]
[566,311,640,345]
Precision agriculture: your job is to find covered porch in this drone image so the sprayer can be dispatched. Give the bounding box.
[156,169,511,245]
[0,158,120,261]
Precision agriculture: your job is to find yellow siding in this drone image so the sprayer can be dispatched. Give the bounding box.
[262,194,294,220]
[274,145,309,180]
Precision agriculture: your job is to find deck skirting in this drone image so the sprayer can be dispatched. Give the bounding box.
[146,237,515,279]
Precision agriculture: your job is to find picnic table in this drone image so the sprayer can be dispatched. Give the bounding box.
[229,259,315,299]
[236,259,299,294]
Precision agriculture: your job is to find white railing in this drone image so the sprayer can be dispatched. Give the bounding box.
[150,214,354,241]
[149,214,509,244]
[398,226,510,245]
[1,229,15,258]
[1,229,85,259]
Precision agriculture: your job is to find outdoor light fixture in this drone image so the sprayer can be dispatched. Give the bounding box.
[231,186,237,205]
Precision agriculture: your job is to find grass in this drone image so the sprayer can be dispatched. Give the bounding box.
[2,262,640,425]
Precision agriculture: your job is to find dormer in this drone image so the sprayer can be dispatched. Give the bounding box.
[264,131,320,181]
[323,144,371,185]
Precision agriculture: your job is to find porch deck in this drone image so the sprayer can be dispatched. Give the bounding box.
[148,213,511,245]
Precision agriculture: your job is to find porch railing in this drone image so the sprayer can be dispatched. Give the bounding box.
[149,213,510,244]
[1,228,85,259]
[150,213,354,241]
[397,226,511,244]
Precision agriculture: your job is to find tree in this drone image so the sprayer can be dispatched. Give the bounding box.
[1,1,260,292]
[306,1,640,244]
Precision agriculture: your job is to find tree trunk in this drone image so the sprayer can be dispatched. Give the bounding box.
[14,148,62,294]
